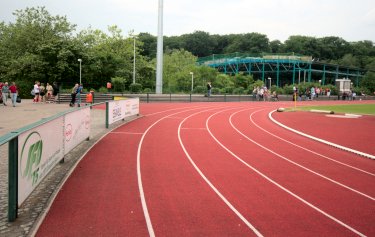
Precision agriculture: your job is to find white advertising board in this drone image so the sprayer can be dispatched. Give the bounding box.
[18,117,64,205]
[124,98,139,117]
[108,100,126,124]
[107,98,139,126]
[64,107,91,155]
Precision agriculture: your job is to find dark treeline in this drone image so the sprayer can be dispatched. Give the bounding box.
[1,7,375,97]
[140,31,375,70]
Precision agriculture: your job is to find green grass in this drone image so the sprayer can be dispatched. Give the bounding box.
[295,104,375,115]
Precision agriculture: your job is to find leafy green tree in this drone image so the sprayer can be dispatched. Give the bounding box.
[160,49,197,93]
[0,7,77,86]
[180,31,217,57]
[360,71,375,94]
[138,32,157,58]
[224,33,270,54]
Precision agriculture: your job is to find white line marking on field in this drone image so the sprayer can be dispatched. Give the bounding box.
[110,131,144,135]
[178,107,264,237]
[180,127,207,130]
[231,109,374,200]
[249,110,374,177]
[269,110,375,160]
[137,105,223,237]
[205,109,367,237]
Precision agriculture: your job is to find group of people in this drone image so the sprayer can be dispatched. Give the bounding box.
[0,81,18,107]
[252,86,278,101]
[32,81,59,103]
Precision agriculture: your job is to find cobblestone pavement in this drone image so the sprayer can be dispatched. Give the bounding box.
[0,100,131,236]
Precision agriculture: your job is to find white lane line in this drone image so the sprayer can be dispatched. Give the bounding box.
[110,132,144,135]
[178,107,264,237]
[205,109,367,237]
[144,105,203,116]
[231,109,374,200]
[269,110,375,160]
[180,128,207,130]
[137,105,224,237]
[249,109,374,176]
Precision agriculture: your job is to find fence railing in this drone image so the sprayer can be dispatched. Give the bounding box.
[0,98,139,223]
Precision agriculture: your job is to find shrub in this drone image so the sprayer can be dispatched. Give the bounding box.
[233,87,245,94]
[223,87,234,94]
[193,86,206,94]
[129,83,142,93]
[98,87,108,93]
[211,88,220,94]
[143,88,152,93]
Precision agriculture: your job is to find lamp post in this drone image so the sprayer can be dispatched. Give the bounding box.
[268,77,271,89]
[78,59,82,84]
[189,72,194,92]
[133,36,136,84]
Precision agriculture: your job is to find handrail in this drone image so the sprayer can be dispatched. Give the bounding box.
[0,101,107,146]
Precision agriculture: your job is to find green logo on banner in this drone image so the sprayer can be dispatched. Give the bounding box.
[20,132,43,186]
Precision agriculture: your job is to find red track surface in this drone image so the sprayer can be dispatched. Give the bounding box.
[36,101,375,237]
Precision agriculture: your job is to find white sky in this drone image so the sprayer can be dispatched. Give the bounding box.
[1,0,375,42]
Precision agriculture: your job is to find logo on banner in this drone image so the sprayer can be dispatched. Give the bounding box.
[65,123,73,141]
[20,132,43,186]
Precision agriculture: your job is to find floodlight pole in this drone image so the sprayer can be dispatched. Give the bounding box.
[156,0,164,94]
[190,72,194,92]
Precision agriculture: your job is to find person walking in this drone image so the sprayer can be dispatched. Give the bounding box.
[9,82,18,107]
[206,82,212,97]
[1,82,9,106]
[69,83,79,107]
[75,83,83,107]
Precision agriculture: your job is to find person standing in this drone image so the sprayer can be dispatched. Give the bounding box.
[9,82,18,107]
[69,83,79,107]
[1,82,9,106]
[33,81,40,103]
[39,83,46,103]
[46,83,54,102]
[206,82,212,97]
[52,82,59,102]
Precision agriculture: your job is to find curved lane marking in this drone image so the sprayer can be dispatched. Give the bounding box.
[249,109,374,176]
[269,110,375,160]
[178,107,264,237]
[137,105,225,237]
[230,109,374,200]
[205,108,366,237]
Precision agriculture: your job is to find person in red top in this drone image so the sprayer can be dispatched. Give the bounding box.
[9,82,18,107]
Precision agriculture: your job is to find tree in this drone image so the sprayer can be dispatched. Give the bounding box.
[160,49,197,93]
[0,7,77,85]
[138,32,157,58]
[180,31,217,57]
[224,33,270,54]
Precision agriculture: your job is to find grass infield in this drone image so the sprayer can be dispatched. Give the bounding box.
[294,104,375,115]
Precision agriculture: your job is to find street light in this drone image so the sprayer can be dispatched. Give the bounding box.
[78,59,82,84]
[189,72,194,92]
[133,36,136,84]
[268,77,271,89]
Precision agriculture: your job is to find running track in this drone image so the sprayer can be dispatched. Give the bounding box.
[36,101,375,236]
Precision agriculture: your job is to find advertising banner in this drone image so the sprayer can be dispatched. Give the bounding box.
[108,100,126,124]
[124,98,139,117]
[18,117,64,205]
[64,107,91,155]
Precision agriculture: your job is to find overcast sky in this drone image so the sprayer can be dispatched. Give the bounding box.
[1,0,375,42]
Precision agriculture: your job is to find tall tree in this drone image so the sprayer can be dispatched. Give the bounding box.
[0,7,77,84]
